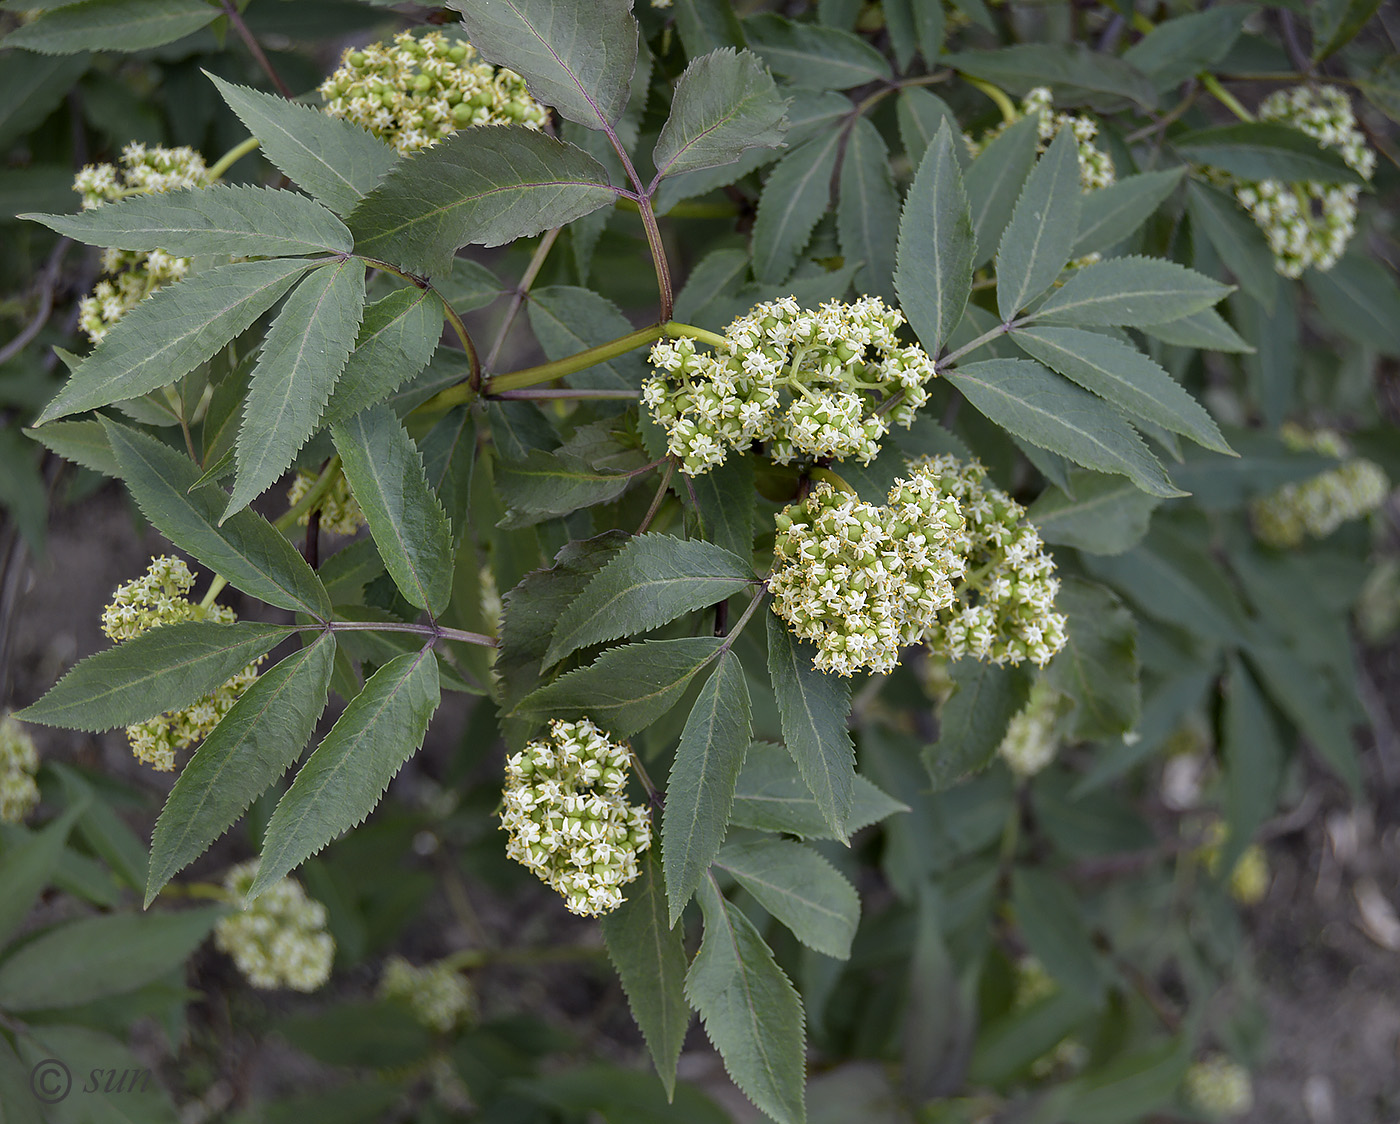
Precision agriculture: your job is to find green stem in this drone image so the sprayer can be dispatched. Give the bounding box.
[356,255,482,388]
[941,318,1023,367]
[810,466,857,495]
[487,387,640,400]
[207,136,260,181]
[274,455,341,532]
[717,589,768,656]
[636,458,676,534]
[198,575,228,611]
[963,75,1019,123]
[325,619,498,648]
[1200,74,1255,122]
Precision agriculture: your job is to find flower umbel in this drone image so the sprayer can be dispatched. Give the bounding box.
[101,556,262,771]
[73,143,210,344]
[645,296,938,475]
[500,719,652,917]
[379,956,475,1031]
[0,713,40,824]
[1251,423,1389,547]
[998,678,1066,777]
[965,87,1115,190]
[1184,1054,1254,1118]
[213,861,335,991]
[319,29,548,155]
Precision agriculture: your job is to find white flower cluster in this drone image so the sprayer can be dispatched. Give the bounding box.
[1231,86,1375,277]
[286,470,366,537]
[997,678,1064,777]
[379,955,474,1031]
[1251,423,1389,548]
[213,861,335,992]
[500,719,652,917]
[1184,1054,1254,1118]
[769,472,964,676]
[0,714,40,824]
[101,556,261,771]
[72,143,210,344]
[965,87,1115,190]
[319,29,548,155]
[918,455,1068,668]
[644,297,937,475]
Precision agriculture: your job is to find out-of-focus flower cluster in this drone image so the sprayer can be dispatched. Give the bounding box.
[1184,1054,1254,1118]
[0,714,40,824]
[965,87,1115,190]
[319,29,548,155]
[287,470,366,537]
[1229,86,1375,278]
[998,678,1065,777]
[770,456,1067,676]
[1197,821,1271,905]
[500,719,651,917]
[1011,956,1088,1077]
[919,455,1068,668]
[100,556,262,771]
[72,143,210,344]
[379,955,474,1031]
[644,297,937,475]
[213,861,335,991]
[1251,423,1389,548]
[770,469,964,676]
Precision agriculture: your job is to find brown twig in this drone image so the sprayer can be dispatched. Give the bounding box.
[0,238,71,368]
[220,0,293,98]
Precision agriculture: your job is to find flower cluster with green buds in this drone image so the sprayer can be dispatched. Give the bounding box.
[0,714,40,825]
[213,861,335,992]
[499,719,652,917]
[319,29,548,156]
[1251,423,1390,548]
[1198,821,1270,905]
[997,678,1066,777]
[1228,86,1375,278]
[72,144,210,344]
[965,87,1115,190]
[918,455,1068,668]
[770,470,965,676]
[644,296,938,475]
[286,470,366,537]
[101,556,261,771]
[379,955,475,1031]
[1184,1054,1254,1118]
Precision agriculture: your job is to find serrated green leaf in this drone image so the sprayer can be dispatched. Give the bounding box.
[752,131,842,284]
[1026,470,1161,554]
[714,837,858,960]
[1313,0,1383,59]
[548,535,753,668]
[102,420,332,618]
[1030,255,1231,327]
[837,116,900,304]
[23,183,352,258]
[322,286,445,428]
[208,74,399,217]
[896,87,958,170]
[1138,306,1251,352]
[766,612,854,841]
[1174,122,1366,185]
[527,285,648,390]
[1011,868,1103,999]
[969,991,1097,1087]
[945,44,1157,109]
[4,0,216,53]
[1013,325,1231,454]
[730,741,907,839]
[997,127,1082,320]
[923,659,1031,789]
[896,121,974,358]
[1037,1036,1191,1124]
[600,850,691,1100]
[0,50,87,149]
[687,878,806,1124]
[654,48,788,181]
[436,256,505,312]
[682,453,757,564]
[332,405,454,615]
[0,801,85,950]
[515,637,723,736]
[673,0,745,54]
[662,650,750,925]
[1245,642,1360,794]
[1047,578,1139,740]
[1358,57,1400,126]
[35,257,314,424]
[16,620,291,732]
[0,905,224,1011]
[1218,654,1282,875]
[1305,252,1400,358]
[253,647,440,897]
[22,418,116,476]
[1187,180,1279,312]
[447,0,638,131]
[744,12,889,88]
[496,447,637,525]
[224,257,365,519]
[145,632,335,906]
[0,1036,43,1124]
[945,358,1182,497]
[963,113,1040,269]
[1072,168,1184,257]
[1121,6,1248,89]
[347,127,617,278]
